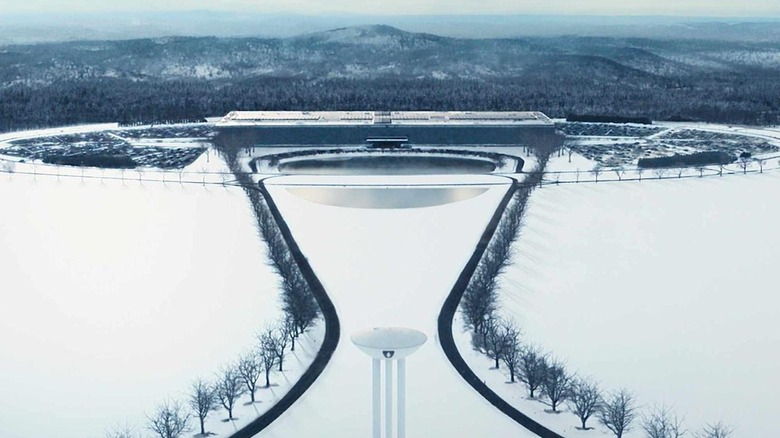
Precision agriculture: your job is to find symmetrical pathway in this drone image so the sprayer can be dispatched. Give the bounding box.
[254,174,540,438]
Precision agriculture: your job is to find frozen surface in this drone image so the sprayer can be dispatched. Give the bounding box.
[479,162,780,436]
[0,155,289,438]
[263,175,539,438]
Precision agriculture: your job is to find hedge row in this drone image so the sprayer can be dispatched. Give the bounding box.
[637,151,735,168]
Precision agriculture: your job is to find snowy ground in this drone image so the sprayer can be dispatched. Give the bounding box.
[0,124,120,145]
[4,121,779,437]
[557,120,780,167]
[464,154,780,437]
[261,174,543,438]
[0,151,316,438]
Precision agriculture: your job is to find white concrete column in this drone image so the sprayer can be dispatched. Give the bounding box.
[372,358,381,438]
[385,359,393,438]
[397,358,406,438]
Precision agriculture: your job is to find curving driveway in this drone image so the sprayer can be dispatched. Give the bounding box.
[253,174,541,437]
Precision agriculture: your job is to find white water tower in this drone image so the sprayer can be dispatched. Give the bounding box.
[351,327,427,438]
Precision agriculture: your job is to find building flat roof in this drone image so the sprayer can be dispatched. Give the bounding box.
[216,111,553,127]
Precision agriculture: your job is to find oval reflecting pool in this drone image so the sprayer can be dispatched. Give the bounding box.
[286,186,490,209]
[279,155,496,175]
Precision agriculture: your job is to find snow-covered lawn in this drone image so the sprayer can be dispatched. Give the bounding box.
[468,160,780,437]
[0,124,120,145]
[5,120,779,438]
[0,152,314,438]
[261,174,542,438]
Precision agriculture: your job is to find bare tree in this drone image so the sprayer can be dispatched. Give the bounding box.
[259,328,279,387]
[518,344,548,399]
[569,377,602,430]
[0,160,15,176]
[499,321,523,383]
[694,422,732,438]
[147,400,191,438]
[104,423,139,438]
[676,167,685,178]
[598,389,637,438]
[237,353,262,403]
[189,379,218,437]
[756,158,767,173]
[215,366,245,421]
[470,312,494,353]
[258,212,287,263]
[540,358,572,413]
[282,315,298,352]
[281,271,320,335]
[483,316,503,368]
[653,168,668,179]
[738,155,752,174]
[642,405,686,438]
[273,321,290,371]
[461,269,499,335]
[638,167,644,181]
[591,165,602,183]
[567,147,575,163]
[614,167,626,181]
[696,166,706,177]
[484,317,522,372]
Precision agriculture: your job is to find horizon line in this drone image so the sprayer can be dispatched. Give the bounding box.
[2,11,780,20]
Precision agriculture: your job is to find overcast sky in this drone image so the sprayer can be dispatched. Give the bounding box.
[5,0,780,17]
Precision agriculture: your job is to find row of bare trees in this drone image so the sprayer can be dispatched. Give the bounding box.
[558,156,779,185]
[471,304,735,438]
[132,321,297,438]
[221,143,321,338]
[460,147,734,438]
[128,317,314,437]
[108,150,323,438]
[460,145,552,346]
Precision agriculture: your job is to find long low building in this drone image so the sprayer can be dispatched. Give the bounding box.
[215,111,562,148]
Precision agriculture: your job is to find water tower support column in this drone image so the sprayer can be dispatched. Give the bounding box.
[373,358,381,438]
[385,359,393,438]
[398,358,406,438]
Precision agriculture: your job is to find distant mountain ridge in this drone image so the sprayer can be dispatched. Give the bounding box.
[2,25,778,85]
[295,25,447,48]
[2,12,780,44]
[2,25,780,131]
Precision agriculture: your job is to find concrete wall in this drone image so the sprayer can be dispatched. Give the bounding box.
[215,125,561,148]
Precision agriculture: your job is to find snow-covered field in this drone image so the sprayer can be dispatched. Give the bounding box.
[4,120,779,438]
[0,152,310,438]
[262,174,543,438]
[468,157,780,437]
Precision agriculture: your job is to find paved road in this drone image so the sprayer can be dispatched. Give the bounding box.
[258,174,539,438]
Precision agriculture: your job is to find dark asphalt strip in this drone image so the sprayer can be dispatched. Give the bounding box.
[227,181,341,438]
[436,179,565,438]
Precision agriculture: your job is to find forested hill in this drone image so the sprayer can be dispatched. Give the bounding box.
[1,25,779,131]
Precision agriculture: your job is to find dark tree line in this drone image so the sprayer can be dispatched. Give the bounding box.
[566,114,653,125]
[460,140,555,336]
[216,142,321,341]
[3,69,780,133]
[638,151,735,169]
